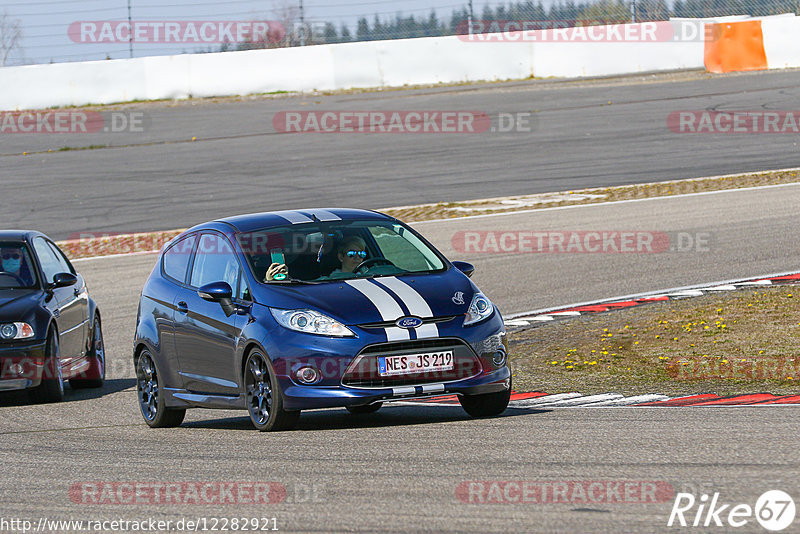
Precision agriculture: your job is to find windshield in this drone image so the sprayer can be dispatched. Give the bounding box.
[0,242,39,289]
[238,220,446,283]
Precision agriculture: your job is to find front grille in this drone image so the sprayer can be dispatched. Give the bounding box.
[358,316,458,330]
[341,337,482,388]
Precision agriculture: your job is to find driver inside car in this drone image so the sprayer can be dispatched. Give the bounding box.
[0,246,34,287]
[328,236,367,279]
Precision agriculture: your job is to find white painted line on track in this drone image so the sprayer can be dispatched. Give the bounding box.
[412,181,800,226]
[506,269,800,320]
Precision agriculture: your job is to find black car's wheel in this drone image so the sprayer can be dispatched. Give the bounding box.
[136,350,185,428]
[70,315,105,389]
[346,402,382,414]
[244,350,299,432]
[459,387,511,418]
[29,329,64,404]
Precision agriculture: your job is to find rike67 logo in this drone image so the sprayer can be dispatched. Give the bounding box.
[668,490,796,531]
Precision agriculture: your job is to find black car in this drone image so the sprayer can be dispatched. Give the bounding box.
[0,231,104,402]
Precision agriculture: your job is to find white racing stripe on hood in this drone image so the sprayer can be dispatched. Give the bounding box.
[374,277,439,339]
[344,279,409,341]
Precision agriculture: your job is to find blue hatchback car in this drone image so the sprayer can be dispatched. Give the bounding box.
[134,209,510,431]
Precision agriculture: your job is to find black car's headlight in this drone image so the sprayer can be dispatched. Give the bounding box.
[270,309,355,337]
[463,293,494,326]
[0,322,34,340]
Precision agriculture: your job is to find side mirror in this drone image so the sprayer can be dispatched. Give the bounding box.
[452,261,475,278]
[51,272,78,289]
[198,281,235,317]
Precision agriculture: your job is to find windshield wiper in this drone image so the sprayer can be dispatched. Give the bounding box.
[266,277,320,285]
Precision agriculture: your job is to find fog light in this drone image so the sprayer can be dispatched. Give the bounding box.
[296,366,321,384]
[491,351,507,368]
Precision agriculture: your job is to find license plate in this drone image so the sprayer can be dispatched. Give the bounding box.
[377,351,454,377]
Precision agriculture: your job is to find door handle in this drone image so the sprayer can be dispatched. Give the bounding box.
[177,301,189,314]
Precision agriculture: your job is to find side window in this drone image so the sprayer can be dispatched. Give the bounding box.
[162,234,197,284]
[33,237,63,284]
[190,234,241,293]
[47,241,75,275]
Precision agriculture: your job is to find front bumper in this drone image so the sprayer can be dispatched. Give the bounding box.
[0,340,47,391]
[280,365,511,410]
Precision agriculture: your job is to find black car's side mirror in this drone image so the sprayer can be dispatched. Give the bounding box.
[51,272,78,289]
[452,261,475,278]
[198,281,235,317]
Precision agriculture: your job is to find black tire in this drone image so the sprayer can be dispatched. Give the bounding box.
[70,315,105,389]
[346,402,382,414]
[136,350,185,428]
[29,329,64,404]
[459,387,511,418]
[244,350,300,432]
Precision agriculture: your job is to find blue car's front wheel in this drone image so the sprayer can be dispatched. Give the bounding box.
[244,350,300,432]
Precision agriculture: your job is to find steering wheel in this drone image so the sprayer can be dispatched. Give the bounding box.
[0,271,26,285]
[354,258,395,273]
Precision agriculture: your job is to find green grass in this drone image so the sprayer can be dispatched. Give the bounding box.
[509,284,800,396]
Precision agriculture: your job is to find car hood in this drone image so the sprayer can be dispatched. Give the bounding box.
[0,290,41,321]
[256,268,478,325]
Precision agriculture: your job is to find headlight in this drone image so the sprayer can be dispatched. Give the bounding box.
[0,322,34,340]
[270,308,355,337]
[463,293,494,326]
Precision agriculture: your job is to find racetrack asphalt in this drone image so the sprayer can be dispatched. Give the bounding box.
[2,70,800,533]
[3,68,800,240]
[1,185,797,533]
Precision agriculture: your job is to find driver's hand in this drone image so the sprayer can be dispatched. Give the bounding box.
[264,263,288,281]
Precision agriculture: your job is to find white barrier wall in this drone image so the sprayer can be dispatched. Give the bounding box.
[0,23,708,111]
[761,15,800,69]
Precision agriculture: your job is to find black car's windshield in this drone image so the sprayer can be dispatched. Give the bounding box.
[238,220,446,284]
[0,242,38,289]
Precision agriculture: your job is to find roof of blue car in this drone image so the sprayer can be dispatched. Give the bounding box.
[215,208,392,233]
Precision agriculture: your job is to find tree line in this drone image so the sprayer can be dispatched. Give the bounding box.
[227,0,799,50]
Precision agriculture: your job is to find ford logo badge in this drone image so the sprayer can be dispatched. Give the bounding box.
[396,316,424,329]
